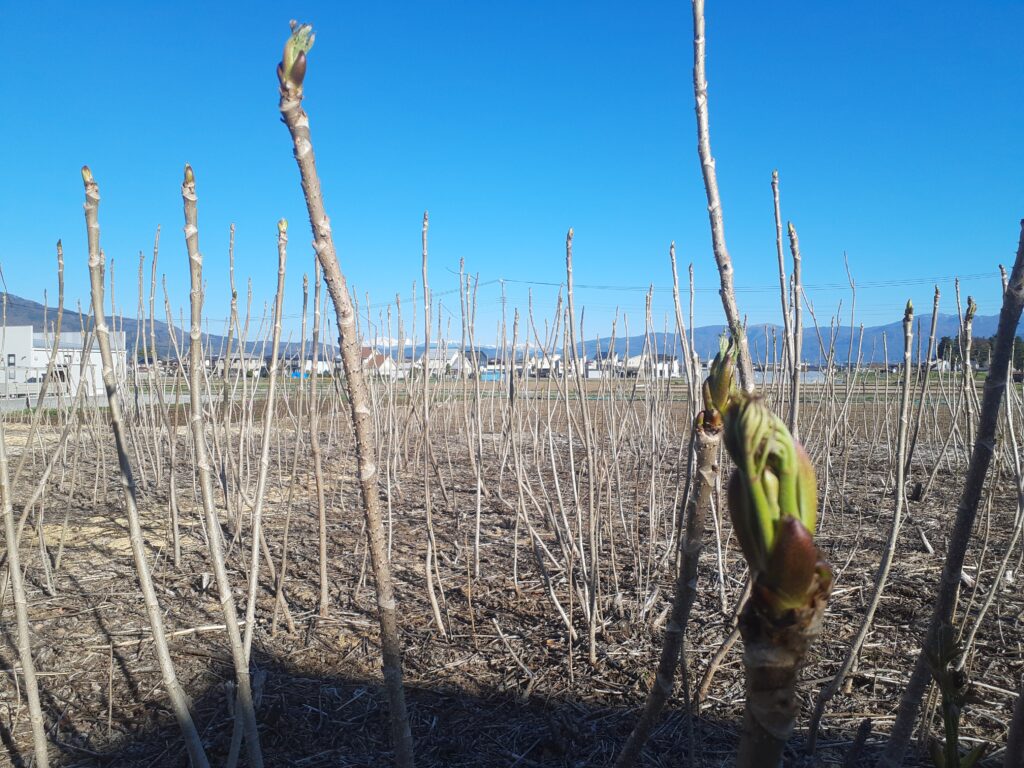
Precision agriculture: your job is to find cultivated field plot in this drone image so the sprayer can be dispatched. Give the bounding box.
[0,378,1020,767]
[4,6,1024,768]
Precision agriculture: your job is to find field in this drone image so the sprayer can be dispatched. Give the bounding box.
[3,6,1023,768]
[0,371,1020,767]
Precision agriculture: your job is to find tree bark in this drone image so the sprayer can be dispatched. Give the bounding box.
[614,420,721,767]
[181,165,263,768]
[278,37,416,767]
[82,167,209,768]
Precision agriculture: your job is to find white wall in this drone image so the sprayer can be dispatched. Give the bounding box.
[0,327,124,398]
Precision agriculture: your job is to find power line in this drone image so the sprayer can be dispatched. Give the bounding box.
[500,270,999,294]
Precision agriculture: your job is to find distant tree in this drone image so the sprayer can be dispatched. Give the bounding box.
[937,336,954,361]
[936,334,999,369]
[972,337,992,368]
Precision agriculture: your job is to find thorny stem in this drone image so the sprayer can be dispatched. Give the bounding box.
[806,300,914,753]
[1,430,48,767]
[771,172,793,389]
[787,222,804,440]
[242,219,288,658]
[309,262,330,617]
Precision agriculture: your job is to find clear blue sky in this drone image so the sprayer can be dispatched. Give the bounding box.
[1,1,1021,346]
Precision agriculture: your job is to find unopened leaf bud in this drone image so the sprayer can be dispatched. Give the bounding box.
[724,395,825,616]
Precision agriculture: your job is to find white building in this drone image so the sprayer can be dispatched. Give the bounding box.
[302,359,332,375]
[0,326,125,398]
[362,349,403,379]
[623,351,681,379]
[531,352,562,379]
[214,354,264,377]
[415,349,474,378]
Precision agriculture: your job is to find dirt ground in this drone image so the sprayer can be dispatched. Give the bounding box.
[0,395,1020,767]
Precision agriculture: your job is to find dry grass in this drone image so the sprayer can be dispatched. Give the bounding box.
[0,392,1018,766]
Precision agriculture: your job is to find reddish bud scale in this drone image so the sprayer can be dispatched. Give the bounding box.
[761,516,830,617]
[290,52,307,87]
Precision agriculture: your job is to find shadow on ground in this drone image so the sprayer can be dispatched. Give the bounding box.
[18,656,722,767]
[0,647,932,768]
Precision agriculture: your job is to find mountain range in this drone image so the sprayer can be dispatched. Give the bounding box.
[0,292,1010,365]
[0,292,309,360]
[580,313,1005,366]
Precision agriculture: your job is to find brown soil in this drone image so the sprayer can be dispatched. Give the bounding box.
[0,394,1019,767]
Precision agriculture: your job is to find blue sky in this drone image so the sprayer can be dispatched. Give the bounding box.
[1,1,1021,345]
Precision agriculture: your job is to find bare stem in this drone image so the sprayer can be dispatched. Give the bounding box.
[614,419,721,767]
[181,164,263,768]
[692,0,754,390]
[82,166,209,768]
[278,26,415,766]
[880,221,1024,766]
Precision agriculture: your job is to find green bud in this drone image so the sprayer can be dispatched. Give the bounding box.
[703,334,736,416]
[794,441,817,534]
[728,470,766,573]
[965,296,976,323]
[279,22,315,89]
[725,396,822,612]
[290,51,307,86]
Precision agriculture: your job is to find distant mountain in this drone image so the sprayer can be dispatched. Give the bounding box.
[3,291,1011,366]
[375,312,1009,367]
[0,292,335,361]
[578,313,1007,366]
[1,292,181,357]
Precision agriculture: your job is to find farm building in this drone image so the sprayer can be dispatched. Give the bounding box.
[213,353,264,377]
[418,348,475,378]
[0,326,125,398]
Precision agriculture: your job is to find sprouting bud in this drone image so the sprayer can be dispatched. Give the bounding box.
[279,22,315,89]
[278,218,288,234]
[183,164,195,185]
[81,165,93,183]
[702,335,736,417]
[725,396,823,614]
[291,52,307,86]
[760,516,828,612]
[965,296,977,323]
